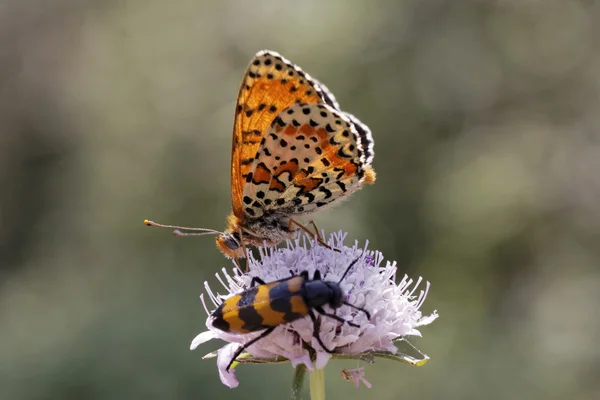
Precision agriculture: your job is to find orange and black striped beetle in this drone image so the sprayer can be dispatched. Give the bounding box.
[209,257,371,371]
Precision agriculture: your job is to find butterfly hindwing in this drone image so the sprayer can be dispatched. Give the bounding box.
[344,112,374,165]
[241,103,374,219]
[230,51,339,219]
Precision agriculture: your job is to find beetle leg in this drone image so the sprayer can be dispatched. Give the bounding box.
[226,326,277,372]
[249,277,266,287]
[342,301,371,320]
[312,270,322,281]
[308,309,334,353]
[315,306,360,328]
[299,270,310,280]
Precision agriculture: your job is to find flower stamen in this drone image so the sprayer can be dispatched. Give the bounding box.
[341,367,372,389]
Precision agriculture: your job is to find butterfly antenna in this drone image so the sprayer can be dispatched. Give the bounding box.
[144,219,222,237]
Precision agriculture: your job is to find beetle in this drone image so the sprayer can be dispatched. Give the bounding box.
[209,257,371,371]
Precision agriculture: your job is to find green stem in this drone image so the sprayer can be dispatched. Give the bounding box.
[291,364,307,400]
[309,369,325,400]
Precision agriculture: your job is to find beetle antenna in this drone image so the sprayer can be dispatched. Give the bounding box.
[144,219,222,236]
[338,256,362,284]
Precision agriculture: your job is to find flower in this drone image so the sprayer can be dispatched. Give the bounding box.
[190,231,438,388]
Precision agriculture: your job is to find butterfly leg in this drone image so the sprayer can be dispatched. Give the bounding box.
[309,220,341,253]
[232,257,244,272]
[237,228,251,271]
[288,218,337,251]
[307,220,324,243]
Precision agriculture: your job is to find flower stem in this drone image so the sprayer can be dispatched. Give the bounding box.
[309,368,325,400]
[291,364,307,400]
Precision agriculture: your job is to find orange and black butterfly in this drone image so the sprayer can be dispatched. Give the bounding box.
[146,50,375,259]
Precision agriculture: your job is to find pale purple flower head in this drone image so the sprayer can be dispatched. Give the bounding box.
[191,231,438,388]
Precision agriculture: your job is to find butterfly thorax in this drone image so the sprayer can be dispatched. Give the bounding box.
[216,211,299,258]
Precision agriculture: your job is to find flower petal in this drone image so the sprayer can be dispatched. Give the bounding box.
[190,330,217,350]
[290,353,314,372]
[216,343,240,388]
[360,375,373,389]
[315,351,332,370]
[384,344,397,353]
[335,333,359,348]
[406,328,422,337]
[416,312,439,327]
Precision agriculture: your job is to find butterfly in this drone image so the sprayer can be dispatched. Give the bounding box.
[145,50,375,260]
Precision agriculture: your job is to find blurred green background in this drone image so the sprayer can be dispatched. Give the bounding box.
[1,0,599,399]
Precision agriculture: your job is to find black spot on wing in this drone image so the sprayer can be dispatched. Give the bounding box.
[319,187,332,199]
[303,192,316,203]
[273,117,286,128]
[320,88,338,108]
[346,114,374,164]
[333,167,344,180]
[242,130,262,139]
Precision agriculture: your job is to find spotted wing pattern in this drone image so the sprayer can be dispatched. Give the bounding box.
[230,50,339,219]
[241,103,374,219]
[344,113,375,165]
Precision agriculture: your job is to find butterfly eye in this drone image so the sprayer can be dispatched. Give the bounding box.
[224,234,240,250]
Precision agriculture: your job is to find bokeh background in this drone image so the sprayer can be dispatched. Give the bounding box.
[2,0,600,399]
